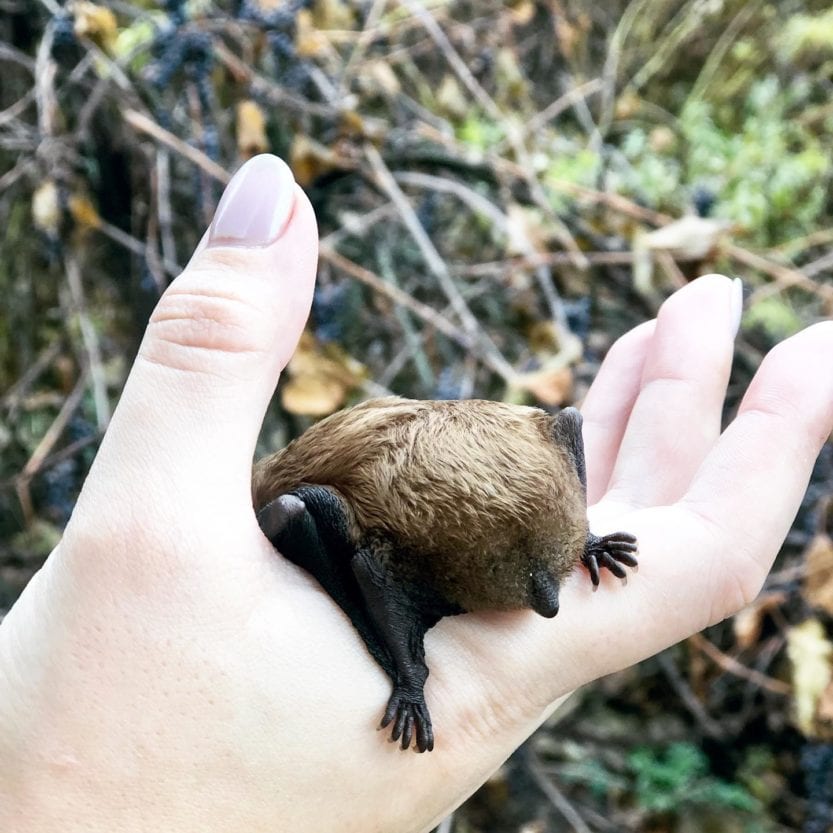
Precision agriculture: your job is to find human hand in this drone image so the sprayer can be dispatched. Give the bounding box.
[1,153,832,833]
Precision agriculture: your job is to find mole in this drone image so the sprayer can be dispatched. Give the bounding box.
[253,397,638,753]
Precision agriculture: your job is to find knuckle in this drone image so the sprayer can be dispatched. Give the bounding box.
[141,282,273,376]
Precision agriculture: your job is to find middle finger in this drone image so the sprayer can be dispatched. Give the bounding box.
[603,274,742,508]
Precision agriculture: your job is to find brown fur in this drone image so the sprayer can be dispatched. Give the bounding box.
[252,397,589,612]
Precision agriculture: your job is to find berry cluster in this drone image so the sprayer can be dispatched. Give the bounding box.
[238,0,313,92]
[801,741,833,833]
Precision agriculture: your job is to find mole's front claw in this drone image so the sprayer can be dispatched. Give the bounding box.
[583,532,639,586]
[381,688,434,752]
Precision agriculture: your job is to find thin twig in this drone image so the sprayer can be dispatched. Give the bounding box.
[364,143,517,382]
[657,650,725,740]
[393,169,576,327]
[34,19,57,138]
[340,0,390,89]
[1,433,101,493]
[97,217,182,278]
[799,248,833,280]
[0,87,36,127]
[0,41,36,73]
[452,251,637,278]
[0,156,34,193]
[688,633,791,696]
[16,369,89,526]
[526,748,594,833]
[400,0,502,121]
[64,253,110,431]
[156,147,178,279]
[122,108,231,186]
[213,41,342,119]
[378,245,436,391]
[1,341,62,415]
[393,171,510,230]
[731,245,833,310]
[319,245,516,383]
[518,78,606,141]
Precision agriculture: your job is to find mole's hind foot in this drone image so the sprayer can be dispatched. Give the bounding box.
[381,688,434,753]
[583,532,639,588]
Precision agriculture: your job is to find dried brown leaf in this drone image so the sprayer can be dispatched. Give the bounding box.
[505,203,548,256]
[32,180,60,236]
[733,593,785,650]
[290,135,346,187]
[787,618,833,737]
[295,9,330,58]
[312,0,355,30]
[435,75,468,120]
[364,60,400,98]
[236,100,269,158]
[513,366,574,407]
[281,332,366,416]
[641,216,731,261]
[68,194,101,232]
[804,532,833,616]
[508,0,535,25]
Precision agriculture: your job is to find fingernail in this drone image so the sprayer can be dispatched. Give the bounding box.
[208,154,296,248]
[729,276,744,337]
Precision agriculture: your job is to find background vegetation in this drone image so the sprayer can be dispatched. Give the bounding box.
[2,0,833,829]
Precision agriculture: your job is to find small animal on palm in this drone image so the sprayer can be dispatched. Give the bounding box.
[254,397,638,753]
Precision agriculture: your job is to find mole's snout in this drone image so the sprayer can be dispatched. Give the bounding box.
[530,569,560,618]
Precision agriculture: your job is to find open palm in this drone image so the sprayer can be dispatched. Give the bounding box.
[1,156,831,833]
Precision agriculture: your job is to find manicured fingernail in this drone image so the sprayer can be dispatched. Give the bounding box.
[729,276,743,337]
[208,154,296,248]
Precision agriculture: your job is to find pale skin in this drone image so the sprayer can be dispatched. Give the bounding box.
[1,154,832,832]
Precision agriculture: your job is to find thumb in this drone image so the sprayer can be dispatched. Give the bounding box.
[73,154,317,532]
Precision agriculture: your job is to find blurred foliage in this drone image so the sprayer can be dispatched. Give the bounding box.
[3,0,833,830]
[629,742,761,815]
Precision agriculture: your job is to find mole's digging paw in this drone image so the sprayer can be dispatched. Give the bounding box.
[381,688,434,752]
[583,532,639,588]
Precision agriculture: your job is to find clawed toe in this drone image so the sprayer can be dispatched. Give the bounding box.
[381,690,434,752]
[583,531,639,587]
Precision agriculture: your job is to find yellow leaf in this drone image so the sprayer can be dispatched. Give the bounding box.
[295,8,330,58]
[554,14,585,57]
[236,100,269,159]
[68,193,101,231]
[507,321,583,407]
[289,134,340,187]
[615,89,642,120]
[508,0,535,25]
[32,180,61,235]
[505,203,548,256]
[112,14,163,71]
[364,59,400,97]
[248,0,283,12]
[495,48,526,99]
[435,74,468,120]
[281,332,366,416]
[312,0,355,30]
[787,618,833,737]
[72,1,117,52]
